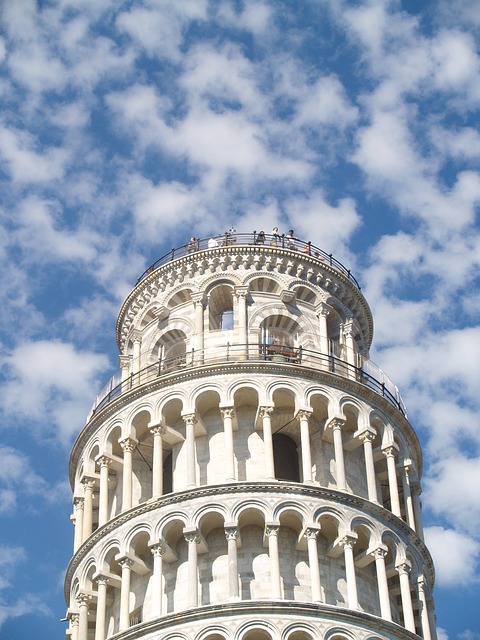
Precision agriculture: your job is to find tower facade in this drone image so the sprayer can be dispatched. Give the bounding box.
[65,232,437,640]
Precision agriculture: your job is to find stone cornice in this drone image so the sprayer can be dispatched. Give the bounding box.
[69,361,422,486]
[105,600,420,640]
[115,244,373,352]
[64,481,435,600]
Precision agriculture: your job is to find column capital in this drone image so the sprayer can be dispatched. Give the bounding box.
[119,436,138,453]
[74,496,85,509]
[382,444,399,458]
[182,413,197,427]
[184,528,200,544]
[315,301,332,317]
[95,574,110,587]
[191,292,204,305]
[234,285,249,298]
[395,560,412,575]
[339,532,358,549]
[224,526,239,542]
[81,476,96,491]
[370,545,388,560]
[259,406,274,418]
[131,331,142,344]
[220,407,235,420]
[296,409,312,422]
[326,416,346,431]
[76,592,91,606]
[96,454,113,468]
[149,541,166,557]
[359,430,376,444]
[265,523,280,537]
[69,612,80,625]
[117,556,134,569]
[119,354,131,370]
[304,526,320,541]
[149,424,166,437]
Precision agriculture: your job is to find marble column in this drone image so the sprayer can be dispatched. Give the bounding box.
[330,419,347,491]
[316,302,330,363]
[259,407,275,480]
[360,431,379,503]
[372,546,391,621]
[77,593,90,640]
[266,524,281,599]
[418,575,433,640]
[132,333,142,377]
[235,286,248,358]
[120,436,137,512]
[183,414,197,488]
[220,407,236,482]
[343,322,357,379]
[97,456,111,527]
[402,462,416,530]
[340,534,358,610]
[73,497,84,552]
[192,293,204,364]
[305,526,322,602]
[82,478,95,541]
[150,542,165,618]
[396,561,416,633]
[118,557,133,631]
[412,483,425,540]
[94,575,109,640]
[383,446,401,517]
[184,529,200,607]
[225,526,240,601]
[297,410,313,484]
[150,425,166,498]
[70,613,79,640]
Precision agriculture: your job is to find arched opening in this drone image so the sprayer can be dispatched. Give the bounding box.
[163,452,173,494]
[260,315,301,362]
[157,329,187,371]
[273,433,299,482]
[208,283,234,331]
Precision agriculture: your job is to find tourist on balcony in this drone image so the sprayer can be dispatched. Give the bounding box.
[208,236,218,248]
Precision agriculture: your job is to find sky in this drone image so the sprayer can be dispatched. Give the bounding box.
[0,0,479,638]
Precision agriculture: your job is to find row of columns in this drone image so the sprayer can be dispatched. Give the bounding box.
[70,524,434,640]
[72,410,422,551]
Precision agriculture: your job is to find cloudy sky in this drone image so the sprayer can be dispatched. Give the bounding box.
[0,0,479,638]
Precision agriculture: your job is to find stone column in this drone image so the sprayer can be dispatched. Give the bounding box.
[305,526,322,602]
[120,436,137,512]
[402,462,416,530]
[150,425,166,498]
[118,557,133,631]
[97,456,111,527]
[94,575,109,640]
[132,333,142,377]
[396,561,416,633]
[119,354,131,388]
[225,526,240,601]
[76,593,90,640]
[330,418,347,491]
[297,410,313,484]
[383,446,401,517]
[220,407,236,482]
[266,524,281,599]
[371,546,391,621]
[343,322,357,379]
[235,286,248,358]
[150,542,165,618]
[73,497,84,552]
[340,534,358,610]
[360,431,379,503]
[412,484,424,540]
[70,613,79,640]
[316,302,330,362]
[183,413,197,488]
[82,478,95,541]
[259,407,275,480]
[184,529,200,607]
[418,575,433,640]
[192,293,204,364]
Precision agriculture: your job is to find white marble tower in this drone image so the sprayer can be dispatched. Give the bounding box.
[65,231,437,640]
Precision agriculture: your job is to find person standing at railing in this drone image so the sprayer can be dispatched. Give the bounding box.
[208,236,218,248]
[286,229,298,249]
[255,231,265,244]
[270,226,280,246]
[188,237,198,252]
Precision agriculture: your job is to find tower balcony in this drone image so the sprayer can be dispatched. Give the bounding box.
[88,345,406,420]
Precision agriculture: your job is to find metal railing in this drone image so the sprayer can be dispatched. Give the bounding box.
[137,231,361,289]
[88,344,406,419]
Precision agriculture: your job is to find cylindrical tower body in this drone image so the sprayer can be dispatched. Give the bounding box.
[65,233,436,640]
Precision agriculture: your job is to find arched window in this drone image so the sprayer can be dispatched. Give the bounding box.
[273,433,299,482]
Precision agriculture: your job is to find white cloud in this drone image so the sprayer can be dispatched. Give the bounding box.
[424,526,480,587]
[0,340,109,444]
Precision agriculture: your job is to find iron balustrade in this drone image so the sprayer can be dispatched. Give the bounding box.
[137,231,361,289]
[88,345,406,419]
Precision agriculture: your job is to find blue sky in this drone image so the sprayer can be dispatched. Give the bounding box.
[0,1,479,638]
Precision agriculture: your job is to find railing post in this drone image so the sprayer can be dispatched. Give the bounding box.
[329,253,333,265]
[191,348,195,366]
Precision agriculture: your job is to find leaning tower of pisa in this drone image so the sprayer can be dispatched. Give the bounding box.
[65,231,437,640]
